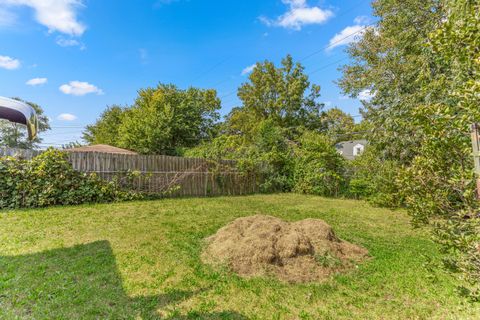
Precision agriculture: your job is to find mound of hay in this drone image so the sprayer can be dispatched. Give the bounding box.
[202,215,368,283]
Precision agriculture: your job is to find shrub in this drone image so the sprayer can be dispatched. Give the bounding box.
[250,120,295,192]
[0,149,141,209]
[186,119,295,193]
[398,146,480,299]
[347,149,402,207]
[293,132,346,197]
[347,178,373,200]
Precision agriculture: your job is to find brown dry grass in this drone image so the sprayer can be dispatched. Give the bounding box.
[202,215,368,283]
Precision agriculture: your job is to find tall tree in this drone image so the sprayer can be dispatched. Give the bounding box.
[227,55,324,138]
[0,98,50,149]
[339,0,443,162]
[399,0,480,298]
[341,0,480,298]
[83,105,126,146]
[119,84,220,155]
[322,108,355,142]
[84,84,221,155]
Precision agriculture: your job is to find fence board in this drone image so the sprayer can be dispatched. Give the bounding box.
[0,147,41,159]
[1,148,259,197]
[65,151,258,197]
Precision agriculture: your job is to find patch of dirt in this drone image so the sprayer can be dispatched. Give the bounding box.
[202,215,368,283]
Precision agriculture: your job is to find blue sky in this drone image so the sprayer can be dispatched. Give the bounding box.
[0,0,372,147]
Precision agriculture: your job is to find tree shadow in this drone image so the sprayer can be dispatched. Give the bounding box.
[0,241,247,319]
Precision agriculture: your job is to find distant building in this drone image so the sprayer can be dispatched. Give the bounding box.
[335,140,367,160]
[65,144,138,155]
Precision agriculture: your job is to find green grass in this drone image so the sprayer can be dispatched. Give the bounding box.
[0,194,478,319]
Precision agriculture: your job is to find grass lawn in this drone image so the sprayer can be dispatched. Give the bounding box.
[0,194,478,319]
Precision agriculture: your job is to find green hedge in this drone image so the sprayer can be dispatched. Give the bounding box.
[0,149,140,209]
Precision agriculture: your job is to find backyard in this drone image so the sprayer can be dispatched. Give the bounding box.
[0,194,478,319]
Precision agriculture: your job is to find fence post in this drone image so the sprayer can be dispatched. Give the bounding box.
[471,123,480,199]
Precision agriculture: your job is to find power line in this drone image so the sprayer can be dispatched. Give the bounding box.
[42,130,84,136]
[217,23,374,102]
[308,56,350,75]
[50,126,86,129]
[332,0,370,21]
[300,24,373,62]
[220,90,237,100]
[190,57,231,83]
[43,12,372,141]
[298,0,372,62]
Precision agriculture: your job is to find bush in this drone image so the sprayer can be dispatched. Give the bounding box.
[293,132,346,197]
[347,178,373,199]
[251,120,295,192]
[186,119,295,193]
[347,149,402,207]
[0,149,140,209]
[398,146,480,299]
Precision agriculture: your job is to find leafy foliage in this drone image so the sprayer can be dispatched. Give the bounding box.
[188,55,351,194]
[339,0,442,163]
[83,105,126,146]
[397,0,480,298]
[187,120,295,193]
[249,120,295,192]
[340,0,480,298]
[0,149,140,209]
[348,149,402,207]
[227,55,324,138]
[322,108,355,142]
[83,84,221,155]
[293,131,346,197]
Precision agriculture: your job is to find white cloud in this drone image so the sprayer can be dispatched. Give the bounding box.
[0,55,20,69]
[59,81,103,96]
[260,0,333,31]
[354,16,370,25]
[1,0,86,36]
[0,7,15,26]
[57,113,77,121]
[339,90,374,101]
[358,89,374,101]
[26,77,47,86]
[153,0,180,7]
[327,24,366,51]
[56,36,85,49]
[241,64,256,76]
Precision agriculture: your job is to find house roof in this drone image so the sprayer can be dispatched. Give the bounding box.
[65,144,138,154]
[335,139,368,160]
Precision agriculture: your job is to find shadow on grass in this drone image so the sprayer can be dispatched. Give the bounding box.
[0,241,247,319]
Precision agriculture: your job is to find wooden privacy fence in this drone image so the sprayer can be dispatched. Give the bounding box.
[0,147,41,159]
[67,152,259,197]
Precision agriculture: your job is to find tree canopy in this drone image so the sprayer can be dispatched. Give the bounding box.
[340,0,480,298]
[339,0,443,162]
[226,55,325,138]
[83,84,221,155]
[321,108,355,142]
[187,55,351,193]
[83,105,126,146]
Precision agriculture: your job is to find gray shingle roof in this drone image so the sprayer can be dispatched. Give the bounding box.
[335,139,368,160]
